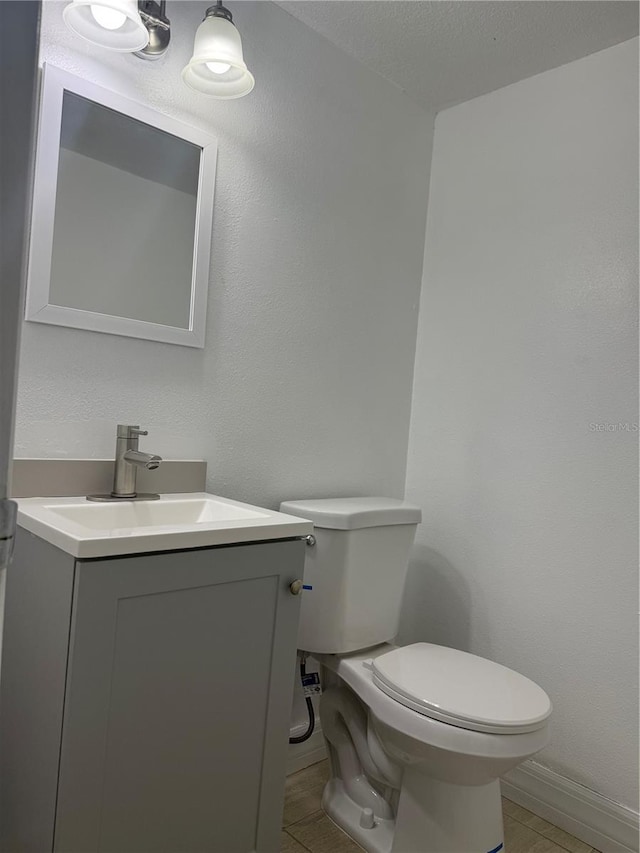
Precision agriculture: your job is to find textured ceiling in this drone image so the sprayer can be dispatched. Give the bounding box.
[276,1,639,112]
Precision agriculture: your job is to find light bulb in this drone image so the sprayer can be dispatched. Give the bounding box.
[206,61,231,75]
[90,4,127,29]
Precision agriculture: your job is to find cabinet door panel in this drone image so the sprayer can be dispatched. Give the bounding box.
[54,540,303,853]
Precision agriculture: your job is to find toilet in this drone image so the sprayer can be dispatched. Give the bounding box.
[279,497,552,853]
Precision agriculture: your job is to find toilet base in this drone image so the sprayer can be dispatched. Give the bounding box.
[323,778,395,853]
[392,770,503,853]
[322,772,504,853]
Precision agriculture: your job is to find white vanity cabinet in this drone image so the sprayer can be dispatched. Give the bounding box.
[0,528,306,853]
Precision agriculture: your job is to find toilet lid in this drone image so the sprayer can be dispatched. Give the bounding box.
[372,644,552,734]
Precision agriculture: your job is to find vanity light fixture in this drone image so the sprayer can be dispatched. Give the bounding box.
[62,0,254,96]
[62,0,150,53]
[182,2,255,99]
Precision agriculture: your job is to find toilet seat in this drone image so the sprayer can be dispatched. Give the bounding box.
[322,645,551,768]
[371,643,552,735]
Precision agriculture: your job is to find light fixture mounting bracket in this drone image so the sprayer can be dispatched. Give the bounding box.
[135,0,170,60]
[205,1,233,24]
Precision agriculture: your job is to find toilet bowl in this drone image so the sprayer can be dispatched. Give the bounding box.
[318,644,550,853]
[280,497,552,853]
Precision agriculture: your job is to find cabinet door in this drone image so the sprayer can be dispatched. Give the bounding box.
[54,539,304,853]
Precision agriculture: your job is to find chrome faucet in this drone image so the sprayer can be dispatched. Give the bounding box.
[87,424,162,502]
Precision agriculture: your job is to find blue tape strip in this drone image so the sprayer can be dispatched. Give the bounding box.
[302,584,313,590]
[487,843,504,853]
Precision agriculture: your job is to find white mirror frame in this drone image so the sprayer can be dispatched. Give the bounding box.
[25,63,218,348]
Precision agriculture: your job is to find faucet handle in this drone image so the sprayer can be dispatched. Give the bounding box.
[116,424,149,439]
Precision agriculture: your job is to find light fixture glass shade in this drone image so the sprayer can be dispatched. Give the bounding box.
[182,16,254,98]
[63,0,149,52]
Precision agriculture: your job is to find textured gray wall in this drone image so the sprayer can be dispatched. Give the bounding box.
[15,1,433,510]
[403,39,639,809]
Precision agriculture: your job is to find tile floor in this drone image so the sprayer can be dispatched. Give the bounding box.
[281,760,601,853]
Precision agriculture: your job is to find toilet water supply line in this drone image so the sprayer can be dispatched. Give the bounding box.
[289,652,315,744]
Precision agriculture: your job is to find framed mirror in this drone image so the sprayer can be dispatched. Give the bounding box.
[25,64,217,348]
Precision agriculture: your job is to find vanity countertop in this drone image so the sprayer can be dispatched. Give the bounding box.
[16,492,313,558]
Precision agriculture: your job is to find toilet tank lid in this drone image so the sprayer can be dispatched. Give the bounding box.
[278,497,422,530]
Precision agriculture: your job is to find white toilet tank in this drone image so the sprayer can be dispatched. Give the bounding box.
[279,497,422,654]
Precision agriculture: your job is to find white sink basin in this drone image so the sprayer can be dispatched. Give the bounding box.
[46,496,266,530]
[17,493,313,558]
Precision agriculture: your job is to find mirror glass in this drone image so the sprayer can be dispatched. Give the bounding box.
[26,65,217,348]
[51,92,199,329]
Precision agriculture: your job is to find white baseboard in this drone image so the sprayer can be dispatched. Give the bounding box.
[501,760,639,853]
[286,728,327,776]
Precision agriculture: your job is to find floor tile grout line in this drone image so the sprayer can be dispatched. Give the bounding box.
[284,807,325,831]
[283,827,315,853]
[504,811,587,853]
